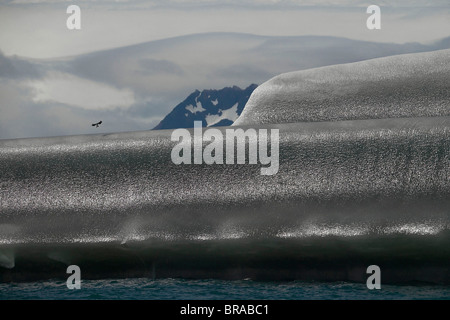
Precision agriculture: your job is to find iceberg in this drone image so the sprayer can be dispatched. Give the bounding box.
[1,49,449,283]
[234,49,450,126]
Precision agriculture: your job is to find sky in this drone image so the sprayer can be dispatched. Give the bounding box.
[1,0,449,58]
[0,0,449,139]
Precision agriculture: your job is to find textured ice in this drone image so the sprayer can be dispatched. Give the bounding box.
[234,49,450,126]
[1,49,450,282]
[1,118,450,282]
[1,117,449,245]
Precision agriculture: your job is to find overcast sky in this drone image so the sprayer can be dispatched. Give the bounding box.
[0,0,449,139]
[1,0,449,58]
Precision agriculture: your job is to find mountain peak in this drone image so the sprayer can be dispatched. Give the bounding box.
[153,84,257,130]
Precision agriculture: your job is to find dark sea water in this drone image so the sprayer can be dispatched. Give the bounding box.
[1,278,449,300]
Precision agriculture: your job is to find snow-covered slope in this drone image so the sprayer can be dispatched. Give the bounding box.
[153,84,257,129]
[234,49,450,126]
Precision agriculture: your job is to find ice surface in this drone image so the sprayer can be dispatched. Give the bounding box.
[1,118,449,282]
[1,49,450,282]
[234,49,450,126]
[1,117,449,245]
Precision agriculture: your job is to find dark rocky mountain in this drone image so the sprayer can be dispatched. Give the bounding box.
[153,84,257,130]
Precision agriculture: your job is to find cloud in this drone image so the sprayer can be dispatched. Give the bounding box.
[0,78,159,139]
[214,64,272,83]
[27,72,136,110]
[0,80,65,139]
[0,51,44,79]
[138,58,184,76]
[6,0,450,8]
[1,2,449,60]
[0,32,449,139]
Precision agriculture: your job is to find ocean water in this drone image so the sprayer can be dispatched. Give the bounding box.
[1,278,449,300]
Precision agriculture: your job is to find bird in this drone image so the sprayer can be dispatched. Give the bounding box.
[92,120,102,128]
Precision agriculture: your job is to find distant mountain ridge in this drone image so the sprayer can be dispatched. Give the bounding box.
[153,84,257,130]
[4,32,450,139]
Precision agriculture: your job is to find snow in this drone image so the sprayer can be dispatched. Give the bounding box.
[211,99,219,106]
[185,101,206,114]
[234,49,450,126]
[205,103,239,126]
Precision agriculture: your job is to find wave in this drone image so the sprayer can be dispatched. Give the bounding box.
[1,117,449,283]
